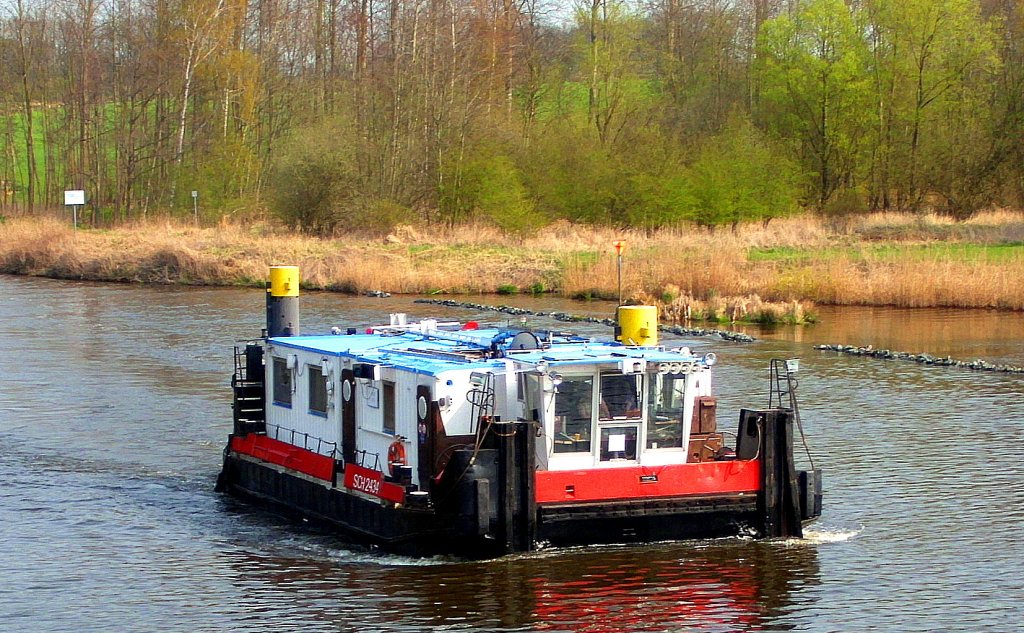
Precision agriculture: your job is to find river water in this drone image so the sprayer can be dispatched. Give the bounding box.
[1,276,1022,632]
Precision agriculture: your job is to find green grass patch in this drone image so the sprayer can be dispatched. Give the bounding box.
[563,250,602,267]
[747,246,818,262]
[2,110,59,201]
[748,243,1024,263]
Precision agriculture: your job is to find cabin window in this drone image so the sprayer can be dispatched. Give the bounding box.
[599,374,643,419]
[646,374,686,449]
[522,374,542,422]
[382,381,396,434]
[272,356,292,407]
[600,426,638,461]
[553,375,593,453]
[308,365,327,417]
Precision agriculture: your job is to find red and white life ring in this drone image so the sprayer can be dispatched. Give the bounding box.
[387,439,407,477]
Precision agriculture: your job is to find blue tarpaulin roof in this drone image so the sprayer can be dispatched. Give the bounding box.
[268,328,703,377]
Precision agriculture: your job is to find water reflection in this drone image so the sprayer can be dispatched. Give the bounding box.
[220,540,819,632]
[787,305,1024,365]
[522,543,819,632]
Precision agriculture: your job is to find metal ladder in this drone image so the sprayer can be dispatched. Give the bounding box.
[232,344,266,435]
[769,359,799,411]
[769,359,815,469]
[468,373,496,438]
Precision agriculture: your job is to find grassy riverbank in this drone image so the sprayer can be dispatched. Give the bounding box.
[2,211,1023,315]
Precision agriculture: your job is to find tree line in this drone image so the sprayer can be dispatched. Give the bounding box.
[1,0,1021,232]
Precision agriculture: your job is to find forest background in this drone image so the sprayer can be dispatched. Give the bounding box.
[2,0,1024,317]
[1,0,1022,233]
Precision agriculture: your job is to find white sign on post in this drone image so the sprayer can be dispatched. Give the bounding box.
[64,190,85,206]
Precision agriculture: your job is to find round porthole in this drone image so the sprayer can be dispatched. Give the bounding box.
[342,380,353,401]
[417,395,428,419]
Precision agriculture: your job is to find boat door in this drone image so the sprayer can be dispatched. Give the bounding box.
[548,368,647,469]
[641,371,694,466]
[595,372,643,463]
[550,373,596,467]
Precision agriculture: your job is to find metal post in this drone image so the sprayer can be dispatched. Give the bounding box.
[191,190,199,225]
[612,240,626,306]
[617,253,622,306]
[64,190,85,232]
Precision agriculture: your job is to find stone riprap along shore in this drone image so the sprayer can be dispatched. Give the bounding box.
[412,299,757,343]
[816,344,1024,374]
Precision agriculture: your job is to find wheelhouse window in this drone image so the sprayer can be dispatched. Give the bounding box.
[308,365,327,417]
[272,356,292,407]
[600,426,638,461]
[646,373,686,449]
[517,372,543,422]
[599,374,643,419]
[382,381,396,434]
[553,375,593,453]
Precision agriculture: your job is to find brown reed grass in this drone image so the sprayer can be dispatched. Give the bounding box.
[2,211,1024,311]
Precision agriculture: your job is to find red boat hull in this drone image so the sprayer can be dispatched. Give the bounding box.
[535,460,760,504]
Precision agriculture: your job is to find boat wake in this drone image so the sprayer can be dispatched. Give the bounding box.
[321,545,465,567]
[798,525,862,544]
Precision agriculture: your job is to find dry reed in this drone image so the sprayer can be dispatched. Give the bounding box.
[2,211,1023,311]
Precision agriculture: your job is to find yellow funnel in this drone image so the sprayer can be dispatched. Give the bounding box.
[269,265,300,297]
[617,305,658,346]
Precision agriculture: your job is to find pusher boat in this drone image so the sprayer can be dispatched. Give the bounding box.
[216,266,822,557]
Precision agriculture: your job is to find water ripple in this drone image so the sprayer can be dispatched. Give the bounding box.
[2,275,1024,632]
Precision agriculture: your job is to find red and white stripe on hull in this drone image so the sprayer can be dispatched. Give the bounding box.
[230,434,336,482]
[229,435,407,504]
[535,459,760,504]
[342,463,407,503]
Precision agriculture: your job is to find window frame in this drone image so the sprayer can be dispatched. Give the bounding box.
[382,380,396,435]
[645,373,687,450]
[308,364,328,417]
[551,373,595,454]
[272,356,292,408]
[599,424,639,462]
[599,373,644,421]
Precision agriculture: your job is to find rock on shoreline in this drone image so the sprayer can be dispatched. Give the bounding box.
[815,344,1024,374]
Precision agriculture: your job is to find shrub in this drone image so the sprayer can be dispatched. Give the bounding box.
[518,124,623,225]
[441,151,545,235]
[345,197,410,236]
[687,116,802,229]
[267,120,359,235]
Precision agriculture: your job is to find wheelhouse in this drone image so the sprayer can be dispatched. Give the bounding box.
[255,318,723,492]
